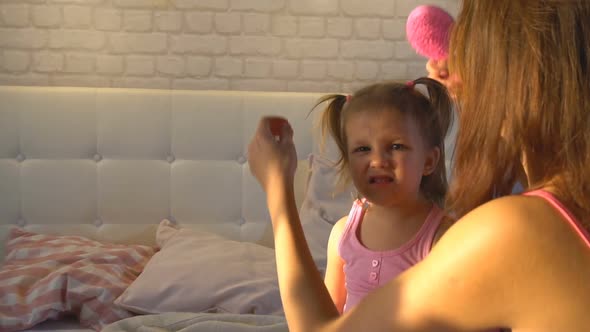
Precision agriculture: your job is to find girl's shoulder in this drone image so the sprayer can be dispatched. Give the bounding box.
[329,201,363,254]
[331,216,349,236]
[328,213,354,248]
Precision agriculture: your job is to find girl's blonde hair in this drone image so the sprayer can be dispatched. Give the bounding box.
[313,78,454,206]
[447,0,590,222]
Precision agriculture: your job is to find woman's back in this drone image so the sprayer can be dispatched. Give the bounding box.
[505,193,590,331]
[387,191,590,332]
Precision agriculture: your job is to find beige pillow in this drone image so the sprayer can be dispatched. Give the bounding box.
[1,227,156,331]
[115,220,282,316]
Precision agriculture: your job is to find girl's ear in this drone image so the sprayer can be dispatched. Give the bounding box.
[423,146,440,176]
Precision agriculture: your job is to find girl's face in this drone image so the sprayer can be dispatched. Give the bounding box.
[345,109,439,207]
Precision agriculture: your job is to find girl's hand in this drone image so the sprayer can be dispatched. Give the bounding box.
[247,116,298,193]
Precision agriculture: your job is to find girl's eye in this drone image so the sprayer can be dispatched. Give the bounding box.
[353,146,370,153]
[391,144,404,151]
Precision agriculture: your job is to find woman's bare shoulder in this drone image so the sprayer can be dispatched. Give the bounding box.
[434,194,578,263]
[391,196,559,327]
[431,196,524,248]
[449,194,550,239]
[454,193,586,245]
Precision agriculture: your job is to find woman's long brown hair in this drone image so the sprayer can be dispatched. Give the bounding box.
[447,0,590,223]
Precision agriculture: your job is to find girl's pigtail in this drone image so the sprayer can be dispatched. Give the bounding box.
[413,77,455,206]
[414,77,454,140]
[310,94,349,166]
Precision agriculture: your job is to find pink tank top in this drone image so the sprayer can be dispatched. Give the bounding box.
[524,189,590,247]
[338,199,444,313]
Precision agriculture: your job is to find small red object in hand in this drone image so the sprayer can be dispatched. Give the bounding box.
[268,117,288,137]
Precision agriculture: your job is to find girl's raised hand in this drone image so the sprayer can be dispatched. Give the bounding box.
[247,116,298,193]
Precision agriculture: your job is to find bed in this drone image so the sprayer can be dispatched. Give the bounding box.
[0,85,360,332]
[0,84,461,331]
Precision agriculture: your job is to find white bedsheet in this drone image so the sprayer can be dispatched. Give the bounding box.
[101,312,288,332]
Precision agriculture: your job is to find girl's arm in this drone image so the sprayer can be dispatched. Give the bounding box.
[249,118,523,332]
[265,179,341,331]
[324,217,348,314]
[248,118,341,330]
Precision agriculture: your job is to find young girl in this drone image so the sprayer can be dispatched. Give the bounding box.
[314,78,454,314]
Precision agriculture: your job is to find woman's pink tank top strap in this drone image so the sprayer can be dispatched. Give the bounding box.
[524,189,590,248]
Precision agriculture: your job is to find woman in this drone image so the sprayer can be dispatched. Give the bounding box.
[247,1,590,331]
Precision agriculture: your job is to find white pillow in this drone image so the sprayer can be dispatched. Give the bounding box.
[115,220,282,316]
[304,115,356,225]
[299,134,355,276]
[300,153,355,226]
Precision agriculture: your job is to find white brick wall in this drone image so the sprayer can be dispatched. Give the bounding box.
[96,55,124,74]
[34,52,63,72]
[0,0,459,92]
[3,50,30,72]
[2,5,30,27]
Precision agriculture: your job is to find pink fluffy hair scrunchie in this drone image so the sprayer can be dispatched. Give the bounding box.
[406,5,454,61]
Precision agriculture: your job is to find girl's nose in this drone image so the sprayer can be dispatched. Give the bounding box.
[369,151,391,168]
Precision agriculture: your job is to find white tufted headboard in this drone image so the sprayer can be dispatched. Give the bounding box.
[0,86,326,263]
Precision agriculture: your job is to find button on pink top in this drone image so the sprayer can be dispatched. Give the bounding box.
[339,199,444,312]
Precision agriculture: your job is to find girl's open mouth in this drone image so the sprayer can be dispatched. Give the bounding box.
[369,176,394,184]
